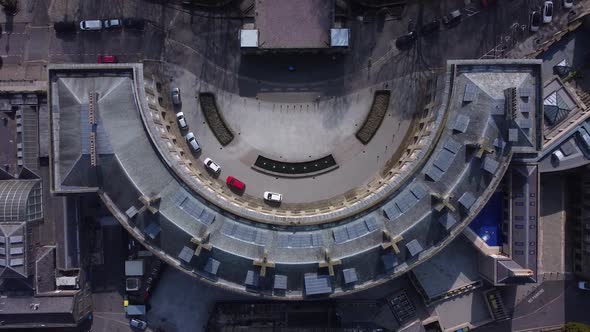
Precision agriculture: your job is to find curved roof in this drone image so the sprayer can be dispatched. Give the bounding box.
[48,60,543,298]
[0,180,41,222]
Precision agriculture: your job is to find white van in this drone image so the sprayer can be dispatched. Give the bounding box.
[80,20,102,31]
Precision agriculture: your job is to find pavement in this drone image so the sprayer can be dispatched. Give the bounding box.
[477,278,590,332]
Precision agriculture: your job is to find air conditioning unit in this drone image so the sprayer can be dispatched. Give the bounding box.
[56,276,79,289]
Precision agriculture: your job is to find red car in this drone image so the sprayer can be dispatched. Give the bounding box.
[97,55,118,63]
[226,176,245,191]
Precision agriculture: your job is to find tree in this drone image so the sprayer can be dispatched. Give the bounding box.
[0,0,19,16]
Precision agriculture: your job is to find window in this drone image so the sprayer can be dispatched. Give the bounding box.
[515,224,524,229]
[530,216,536,221]
[515,202,524,206]
[514,216,524,221]
[515,250,524,255]
[514,241,525,246]
[530,201,536,206]
[515,193,524,198]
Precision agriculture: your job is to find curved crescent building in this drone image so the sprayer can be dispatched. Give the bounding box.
[48,59,543,298]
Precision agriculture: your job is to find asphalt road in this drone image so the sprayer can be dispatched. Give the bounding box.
[0,0,579,90]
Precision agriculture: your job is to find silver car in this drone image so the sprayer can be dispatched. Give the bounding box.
[176,112,188,130]
[129,318,148,330]
[171,87,181,105]
[79,20,102,30]
[185,132,200,152]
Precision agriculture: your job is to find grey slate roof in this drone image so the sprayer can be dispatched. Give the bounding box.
[342,268,358,284]
[406,239,424,257]
[274,274,288,290]
[304,273,332,295]
[458,192,476,210]
[244,270,259,287]
[204,258,220,275]
[178,246,194,264]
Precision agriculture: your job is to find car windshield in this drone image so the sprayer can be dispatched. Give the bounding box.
[546,5,552,15]
[532,13,541,24]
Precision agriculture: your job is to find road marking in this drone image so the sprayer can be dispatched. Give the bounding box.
[527,288,545,303]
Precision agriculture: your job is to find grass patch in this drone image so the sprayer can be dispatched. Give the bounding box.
[199,93,234,146]
[356,90,391,145]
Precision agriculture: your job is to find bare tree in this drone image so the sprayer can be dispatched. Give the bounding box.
[0,0,18,15]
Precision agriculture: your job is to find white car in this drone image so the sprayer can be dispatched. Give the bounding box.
[263,191,282,203]
[203,158,221,174]
[176,112,188,130]
[579,281,590,290]
[563,0,574,9]
[79,20,102,30]
[185,132,200,152]
[530,10,541,32]
[103,19,122,29]
[543,1,553,23]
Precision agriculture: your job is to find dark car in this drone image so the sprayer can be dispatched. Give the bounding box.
[123,18,145,30]
[142,259,163,302]
[421,19,440,35]
[54,21,77,33]
[395,31,417,50]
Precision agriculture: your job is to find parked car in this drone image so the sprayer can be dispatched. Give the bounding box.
[97,55,118,63]
[529,10,541,32]
[79,20,102,31]
[185,132,200,152]
[204,158,221,174]
[421,18,440,35]
[103,19,122,29]
[176,112,188,130]
[579,281,590,290]
[54,21,77,33]
[395,31,416,50]
[263,191,282,203]
[563,0,574,8]
[123,18,145,30]
[543,1,554,23]
[226,176,246,191]
[171,87,181,105]
[442,9,462,27]
[130,318,148,330]
[142,259,163,302]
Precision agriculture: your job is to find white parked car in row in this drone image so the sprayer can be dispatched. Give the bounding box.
[79,20,102,30]
[529,10,541,32]
[543,1,553,23]
[563,0,574,9]
[185,132,201,153]
[263,191,282,203]
[203,158,221,174]
[176,112,188,130]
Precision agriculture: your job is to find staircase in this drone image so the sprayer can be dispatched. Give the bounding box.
[484,289,509,321]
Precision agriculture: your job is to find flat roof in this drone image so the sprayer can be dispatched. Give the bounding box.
[255,0,333,49]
